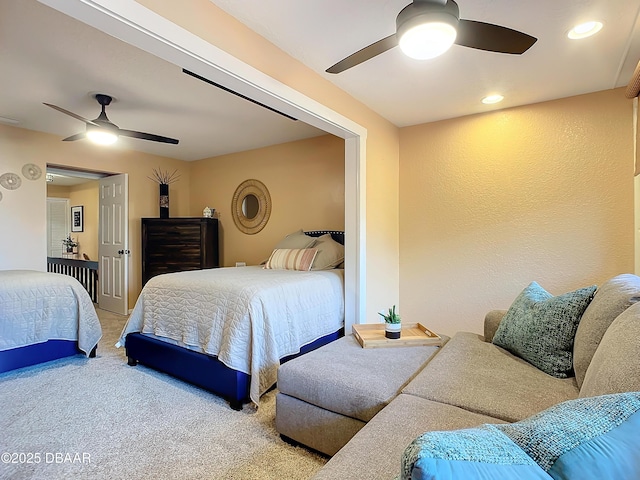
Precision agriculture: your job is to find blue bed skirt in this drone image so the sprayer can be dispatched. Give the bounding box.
[0,340,80,374]
[125,328,344,409]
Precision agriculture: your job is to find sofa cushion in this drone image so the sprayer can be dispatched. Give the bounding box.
[493,282,596,378]
[311,394,506,480]
[579,301,640,398]
[275,393,365,456]
[573,274,640,388]
[277,334,443,422]
[404,332,579,422]
[401,424,552,480]
[497,392,640,479]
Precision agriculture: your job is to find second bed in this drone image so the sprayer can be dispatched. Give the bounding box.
[117,230,345,408]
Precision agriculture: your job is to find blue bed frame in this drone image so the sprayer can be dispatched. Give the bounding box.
[125,230,345,410]
[0,340,97,374]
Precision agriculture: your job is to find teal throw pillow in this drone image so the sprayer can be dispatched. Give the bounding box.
[493,282,596,377]
[400,424,553,480]
[497,392,640,479]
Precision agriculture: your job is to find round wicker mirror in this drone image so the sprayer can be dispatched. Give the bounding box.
[231,179,271,234]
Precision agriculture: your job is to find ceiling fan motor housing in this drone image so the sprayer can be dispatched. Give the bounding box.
[396,0,460,39]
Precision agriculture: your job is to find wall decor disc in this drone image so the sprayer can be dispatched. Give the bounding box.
[0,172,21,190]
[0,191,3,202]
[22,163,42,180]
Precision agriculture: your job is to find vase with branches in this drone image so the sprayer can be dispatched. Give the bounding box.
[148,168,180,218]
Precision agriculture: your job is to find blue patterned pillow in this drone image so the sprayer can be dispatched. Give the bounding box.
[493,282,596,377]
[400,424,553,480]
[497,392,640,479]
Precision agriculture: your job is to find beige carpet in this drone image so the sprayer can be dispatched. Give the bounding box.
[0,309,327,480]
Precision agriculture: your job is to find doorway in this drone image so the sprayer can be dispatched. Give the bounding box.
[46,165,129,315]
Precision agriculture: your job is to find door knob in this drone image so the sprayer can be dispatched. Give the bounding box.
[117,249,131,255]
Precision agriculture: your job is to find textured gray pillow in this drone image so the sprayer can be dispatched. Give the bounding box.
[493,282,597,378]
[310,234,344,270]
[273,229,316,249]
[573,274,640,388]
[579,301,640,398]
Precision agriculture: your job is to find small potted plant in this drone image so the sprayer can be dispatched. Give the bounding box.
[379,305,402,339]
[62,234,78,253]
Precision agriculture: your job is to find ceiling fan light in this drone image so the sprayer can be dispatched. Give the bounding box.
[87,129,118,145]
[399,22,457,60]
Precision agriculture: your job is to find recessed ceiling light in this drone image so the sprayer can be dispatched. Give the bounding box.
[568,21,603,40]
[482,94,504,105]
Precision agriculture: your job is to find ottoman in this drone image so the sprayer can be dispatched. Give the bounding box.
[275,334,445,455]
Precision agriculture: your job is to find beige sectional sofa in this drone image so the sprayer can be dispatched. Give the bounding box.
[276,274,640,479]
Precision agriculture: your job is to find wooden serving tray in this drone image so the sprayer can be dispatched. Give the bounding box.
[352,322,442,348]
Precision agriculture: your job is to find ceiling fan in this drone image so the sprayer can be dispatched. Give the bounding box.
[43,94,179,145]
[326,0,537,74]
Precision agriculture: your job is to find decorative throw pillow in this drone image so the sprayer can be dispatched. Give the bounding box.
[579,301,640,398]
[573,274,640,388]
[400,424,553,480]
[263,248,318,271]
[492,282,596,378]
[310,234,344,270]
[497,392,640,479]
[273,229,317,250]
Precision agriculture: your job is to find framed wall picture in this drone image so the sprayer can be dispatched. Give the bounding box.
[71,205,84,232]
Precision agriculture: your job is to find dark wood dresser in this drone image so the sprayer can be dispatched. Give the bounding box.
[141,217,219,286]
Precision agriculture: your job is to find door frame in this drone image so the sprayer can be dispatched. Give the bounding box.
[40,0,368,328]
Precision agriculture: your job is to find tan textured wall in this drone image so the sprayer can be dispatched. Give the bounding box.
[189,135,345,266]
[137,0,401,323]
[46,184,70,198]
[399,89,634,336]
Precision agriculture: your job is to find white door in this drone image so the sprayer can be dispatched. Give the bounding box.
[98,174,129,315]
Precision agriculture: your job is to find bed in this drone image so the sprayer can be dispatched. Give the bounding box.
[118,230,345,409]
[0,270,103,373]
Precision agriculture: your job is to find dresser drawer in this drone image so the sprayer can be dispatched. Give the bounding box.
[141,217,219,286]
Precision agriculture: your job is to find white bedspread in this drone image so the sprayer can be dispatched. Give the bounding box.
[0,270,102,355]
[118,266,344,404]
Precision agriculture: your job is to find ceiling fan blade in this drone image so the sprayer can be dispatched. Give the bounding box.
[326,33,398,74]
[456,20,537,54]
[62,132,86,142]
[119,129,179,144]
[43,103,99,126]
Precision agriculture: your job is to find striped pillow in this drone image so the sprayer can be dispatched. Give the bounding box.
[264,248,318,271]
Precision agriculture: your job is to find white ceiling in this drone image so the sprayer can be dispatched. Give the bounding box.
[0,0,325,162]
[210,0,640,126]
[2,0,640,165]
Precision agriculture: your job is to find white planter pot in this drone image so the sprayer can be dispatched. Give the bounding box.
[385,322,401,339]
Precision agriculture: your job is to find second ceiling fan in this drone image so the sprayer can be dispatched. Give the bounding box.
[326,0,537,74]
[44,93,179,145]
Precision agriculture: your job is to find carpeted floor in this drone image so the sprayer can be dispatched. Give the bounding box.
[0,309,327,480]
